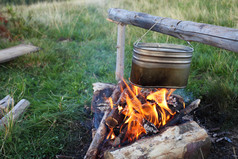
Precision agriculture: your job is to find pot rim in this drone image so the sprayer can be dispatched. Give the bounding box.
[129,80,186,88]
[134,42,194,53]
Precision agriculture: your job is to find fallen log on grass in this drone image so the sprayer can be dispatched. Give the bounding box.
[0,95,14,111]
[104,120,211,159]
[0,99,30,127]
[108,8,238,53]
[0,44,40,63]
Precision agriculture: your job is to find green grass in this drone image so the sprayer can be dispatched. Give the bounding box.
[0,0,237,157]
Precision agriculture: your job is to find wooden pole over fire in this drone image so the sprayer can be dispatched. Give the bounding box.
[108,8,238,53]
[108,8,238,80]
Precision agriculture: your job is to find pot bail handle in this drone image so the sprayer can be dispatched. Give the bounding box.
[133,21,194,49]
[134,21,159,46]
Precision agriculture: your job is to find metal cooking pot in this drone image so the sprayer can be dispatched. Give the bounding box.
[130,43,193,88]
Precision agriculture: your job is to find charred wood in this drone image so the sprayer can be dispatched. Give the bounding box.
[105,99,126,128]
[91,83,115,113]
[182,99,201,115]
[111,80,126,103]
[143,119,159,135]
[112,125,128,147]
[105,88,128,128]
[105,110,125,128]
[91,83,115,129]
[165,99,201,127]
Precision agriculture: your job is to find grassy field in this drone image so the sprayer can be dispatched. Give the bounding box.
[0,0,237,158]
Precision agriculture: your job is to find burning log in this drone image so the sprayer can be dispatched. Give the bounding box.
[91,83,115,129]
[105,112,124,128]
[182,99,201,115]
[165,99,200,127]
[143,119,159,135]
[105,100,125,128]
[88,80,209,159]
[104,120,211,159]
[111,80,126,103]
[105,82,127,128]
[85,82,123,159]
[105,98,197,149]
[91,82,115,113]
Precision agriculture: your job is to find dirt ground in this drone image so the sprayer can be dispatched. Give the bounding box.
[194,106,238,159]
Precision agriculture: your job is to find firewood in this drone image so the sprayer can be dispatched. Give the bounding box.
[112,125,128,147]
[143,119,159,135]
[182,99,201,115]
[91,83,115,113]
[104,120,211,159]
[105,114,123,128]
[167,94,184,110]
[112,81,126,105]
[165,99,200,127]
[105,106,125,128]
[105,84,127,128]
[111,80,126,103]
[84,110,110,159]
[0,99,30,128]
[92,82,115,93]
[0,44,40,63]
[0,95,14,111]
[88,82,125,158]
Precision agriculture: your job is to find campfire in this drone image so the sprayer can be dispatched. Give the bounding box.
[85,80,211,159]
[105,79,180,146]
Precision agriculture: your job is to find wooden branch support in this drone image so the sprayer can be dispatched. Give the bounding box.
[0,44,40,63]
[104,121,211,159]
[108,8,238,53]
[0,99,30,128]
[115,23,126,81]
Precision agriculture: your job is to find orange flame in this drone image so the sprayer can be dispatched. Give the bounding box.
[107,79,178,143]
[118,105,123,113]
[107,128,115,140]
[108,97,113,109]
